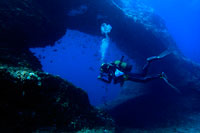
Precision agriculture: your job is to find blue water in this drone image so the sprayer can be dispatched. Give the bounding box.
[30,0,200,106]
[143,0,200,62]
[30,29,136,106]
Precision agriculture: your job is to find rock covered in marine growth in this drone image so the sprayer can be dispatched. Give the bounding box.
[0,49,114,132]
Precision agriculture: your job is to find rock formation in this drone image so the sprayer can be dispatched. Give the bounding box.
[0,0,200,131]
[0,49,114,132]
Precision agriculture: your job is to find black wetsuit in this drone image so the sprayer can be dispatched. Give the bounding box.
[127,60,160,82]
[99,62,120,83]
[99,58,160,85]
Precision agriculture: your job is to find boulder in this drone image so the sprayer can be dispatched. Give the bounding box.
[0,49,114,132]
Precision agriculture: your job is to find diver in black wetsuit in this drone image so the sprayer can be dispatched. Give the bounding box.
[98,54,168,86]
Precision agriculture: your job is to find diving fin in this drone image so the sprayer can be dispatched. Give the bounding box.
[160,72,181,94]
[158,49,173,58]
[147,49,172,62]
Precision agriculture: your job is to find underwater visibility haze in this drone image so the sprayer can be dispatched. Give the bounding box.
[1,0,200,132]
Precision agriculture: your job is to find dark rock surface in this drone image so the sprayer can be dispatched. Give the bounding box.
[105,52,200,130]
[0,0,97,48]
[0,49,114,132]
[0,0,176,58]
[0,0,117,131]
[0,0,68,48]
[65,0,179,64]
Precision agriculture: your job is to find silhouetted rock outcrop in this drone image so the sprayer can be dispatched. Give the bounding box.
[0,0,116,131]
[0,0,68,48]
[0,49,114,132]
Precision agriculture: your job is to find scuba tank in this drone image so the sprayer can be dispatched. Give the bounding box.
[114,56,132,72]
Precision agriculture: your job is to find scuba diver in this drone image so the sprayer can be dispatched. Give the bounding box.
[98,56,167,86]
[98,50,175,88]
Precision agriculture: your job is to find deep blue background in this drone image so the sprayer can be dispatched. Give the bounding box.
[143,0,200,62]
[30,0,200,106]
